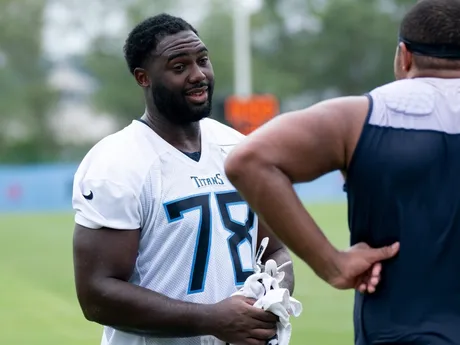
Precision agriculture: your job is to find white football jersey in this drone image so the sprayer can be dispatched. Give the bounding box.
[72,117,258,345]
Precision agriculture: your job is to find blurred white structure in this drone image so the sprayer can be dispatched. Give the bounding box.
[47,63,118,145]
[232,0,261,97]
[233,0,252,97]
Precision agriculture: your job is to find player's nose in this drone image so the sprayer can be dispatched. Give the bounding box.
[188,63,206,84]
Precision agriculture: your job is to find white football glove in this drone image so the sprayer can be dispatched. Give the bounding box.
[253,237,292,284]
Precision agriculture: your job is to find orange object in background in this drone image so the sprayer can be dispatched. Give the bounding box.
[224,94,279,135]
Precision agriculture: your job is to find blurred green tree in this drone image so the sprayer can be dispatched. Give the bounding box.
[252,0,415,103]
[84,0,417,125]
[0,0,60,163]
[84,0,172,127]
[0,0,417,163]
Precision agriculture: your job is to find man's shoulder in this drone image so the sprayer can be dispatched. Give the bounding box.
[75,122,159,189]
[201,118,245,146]
[368,79,437,115]
[370,79,436,99]
[84,124,143,166]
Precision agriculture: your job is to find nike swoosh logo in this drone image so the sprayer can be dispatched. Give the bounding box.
[83,191,93,200]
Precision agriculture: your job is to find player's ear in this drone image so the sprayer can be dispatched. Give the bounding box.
[399,42,413,71]
[134,68,150,87]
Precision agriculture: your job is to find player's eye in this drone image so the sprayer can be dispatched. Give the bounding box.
[173,64,185,72]
[198,57,209,66]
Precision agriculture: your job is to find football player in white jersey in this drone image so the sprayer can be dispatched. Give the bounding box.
[72,13,294,345]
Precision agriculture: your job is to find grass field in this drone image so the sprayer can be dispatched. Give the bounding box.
[0,203,354,345]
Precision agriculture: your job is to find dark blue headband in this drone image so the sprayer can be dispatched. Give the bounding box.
[399,36,460,59]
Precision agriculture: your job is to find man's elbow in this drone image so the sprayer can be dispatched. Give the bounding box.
[78,297,101,323]
[81,306,100,323]
[225,146,249,183]
[225,145,264,185]
[76,284,107,324]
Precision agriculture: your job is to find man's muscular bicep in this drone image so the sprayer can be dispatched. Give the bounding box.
[73,224,140,300]
[229,96,369,184]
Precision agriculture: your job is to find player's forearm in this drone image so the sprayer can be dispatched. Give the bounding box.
[80,278,214,338]
[226,160,341,285]
[264,248,295,294]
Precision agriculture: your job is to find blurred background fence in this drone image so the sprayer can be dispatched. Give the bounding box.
[0,164,346,213]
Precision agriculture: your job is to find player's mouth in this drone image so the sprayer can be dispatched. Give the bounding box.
[185,86,208,104]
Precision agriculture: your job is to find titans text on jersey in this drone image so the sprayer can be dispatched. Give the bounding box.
[190,173,225,189]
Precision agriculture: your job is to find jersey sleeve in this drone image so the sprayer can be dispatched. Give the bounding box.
[72,138,144,230]
[73,177,141,230]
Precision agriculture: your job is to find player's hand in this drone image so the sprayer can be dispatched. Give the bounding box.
[209,295,277,345]
[328,242,400,292]
[356,261,383,294]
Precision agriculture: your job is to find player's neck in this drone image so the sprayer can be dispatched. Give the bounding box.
[407,69,460,79]
[141,112,202,153]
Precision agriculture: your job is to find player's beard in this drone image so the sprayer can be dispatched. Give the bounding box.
[152,82,214,125]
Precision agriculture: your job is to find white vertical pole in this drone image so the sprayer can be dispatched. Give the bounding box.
[233,0,252,97]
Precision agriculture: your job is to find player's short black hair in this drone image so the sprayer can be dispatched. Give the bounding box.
[399,0,460,69]
[123,13,199,75]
